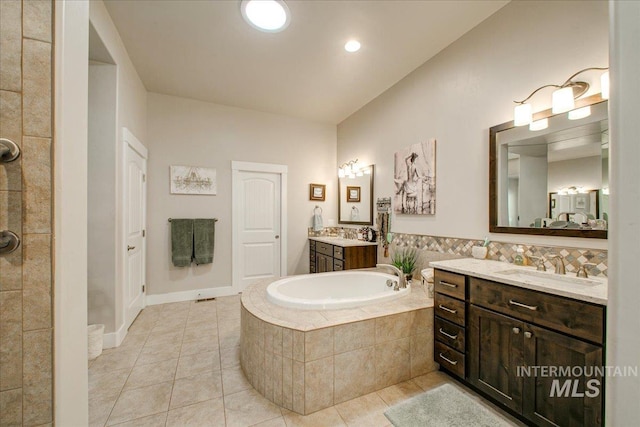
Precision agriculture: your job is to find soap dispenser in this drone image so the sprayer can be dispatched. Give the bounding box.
[514,246,527,266]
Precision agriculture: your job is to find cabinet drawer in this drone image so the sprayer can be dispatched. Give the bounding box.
[435,341,465,378]
[470,277,604,344]
[316,242,333,256]
[333,259,344,271]
[435,317,465,352]
[434,293,466,326]
[434,270,466,300]
[333,246,344,259]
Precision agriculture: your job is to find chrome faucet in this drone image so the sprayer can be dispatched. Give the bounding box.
[549,255,566,275]
[377,264,406,289]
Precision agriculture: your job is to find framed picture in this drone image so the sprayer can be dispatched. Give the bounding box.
[309,183,326,201]
[170,165,217,195]
[575,195,587,209]
[347,186,361,202]
[393,139,436,215]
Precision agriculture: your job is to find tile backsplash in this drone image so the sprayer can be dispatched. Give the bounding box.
[309,228,608,278]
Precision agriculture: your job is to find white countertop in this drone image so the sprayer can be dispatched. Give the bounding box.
[309,236,378,247]
[429,258,607,306]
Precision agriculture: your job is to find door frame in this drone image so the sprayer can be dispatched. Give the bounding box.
[231,161,287,293]
[121,128,148,333]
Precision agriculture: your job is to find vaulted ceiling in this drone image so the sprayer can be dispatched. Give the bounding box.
[104,0,509,124]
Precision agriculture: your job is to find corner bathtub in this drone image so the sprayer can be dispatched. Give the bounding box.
[266,270,410,310]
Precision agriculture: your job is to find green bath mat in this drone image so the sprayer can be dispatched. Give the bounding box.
[384,383,517,427]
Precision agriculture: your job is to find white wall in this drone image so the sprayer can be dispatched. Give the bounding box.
[548,155,602,193]
[146,93,337,296]
[87,62,117,332]
[337,0,608,249]
[518,155,547,227]
[607,0,640,424]
[88,0,147,336]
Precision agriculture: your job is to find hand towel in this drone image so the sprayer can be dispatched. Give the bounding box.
[193,218,216,265]
[312,213,323,232]
[171,219,194,267]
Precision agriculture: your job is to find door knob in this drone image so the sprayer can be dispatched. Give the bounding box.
[275,235,280,239]
[127,245,136,251]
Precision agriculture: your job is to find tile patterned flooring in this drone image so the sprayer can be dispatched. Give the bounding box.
[89,296,520,426]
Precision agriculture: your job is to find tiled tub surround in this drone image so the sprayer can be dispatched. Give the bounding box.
[1,1,55,425]
[307,229,608,277]
[240,279,436,415]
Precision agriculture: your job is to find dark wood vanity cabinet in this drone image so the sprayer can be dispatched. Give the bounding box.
[434,269,605,427]
[309,239,377,273]
[433,270,467,379]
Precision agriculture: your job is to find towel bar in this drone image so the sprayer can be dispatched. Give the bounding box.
[0,138,20,163]
[168,218,218,222]
[0,230,20,255]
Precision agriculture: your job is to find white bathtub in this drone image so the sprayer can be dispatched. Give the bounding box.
[266,270,410,310]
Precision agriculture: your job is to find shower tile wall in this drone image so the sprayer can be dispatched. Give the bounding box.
[0,1,54,426]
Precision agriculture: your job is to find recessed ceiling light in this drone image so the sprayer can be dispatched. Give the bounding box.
[241,0,290,33]
[344,40,361,53]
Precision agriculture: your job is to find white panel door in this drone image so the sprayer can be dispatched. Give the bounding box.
[236,170,282,291]
[124,130,147,331]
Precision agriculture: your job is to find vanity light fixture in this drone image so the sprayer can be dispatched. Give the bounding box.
[513,67,609,127]
[529,118,548,131]
[568,105,592,120]
[338,159,360,179]
[241,0,290,33]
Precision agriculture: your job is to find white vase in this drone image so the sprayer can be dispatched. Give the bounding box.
[471,246,488,259]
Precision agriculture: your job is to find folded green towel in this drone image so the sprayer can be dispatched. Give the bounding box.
[193,218,215,265]
[171,219,193,267]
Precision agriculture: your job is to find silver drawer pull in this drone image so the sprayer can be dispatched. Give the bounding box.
[439,281,458,288]
[509,299,538,311]
[438,304,457,314]
[439,353,458,365]
[439,328,458,340]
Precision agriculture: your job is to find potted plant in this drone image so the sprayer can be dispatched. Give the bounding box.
[391,247,418,283]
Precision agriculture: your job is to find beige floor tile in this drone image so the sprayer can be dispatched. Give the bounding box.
[222,365,253,396]
[334,393,389,427]
[411,370,450,391]
[110,412,168,427]
[89,394,118,427]
[223,388,282,427]
[124,358,178,391]
[145,330,184,347]
[150,321,186,336]
[216,294,241,305]
[90,349,140,376]
[220,345,240,368]
[137,341,181,366]
[181,338,219,356]
[252,416,287,427]
[166,397,226,427]
[169,371,223,410]
[375,380,423,407]
[281,407,347,427]
[183,325,218,342]
[118,333,148,351]
[176,350,221,379]
[89,368,130,400]
[106,382,173,426]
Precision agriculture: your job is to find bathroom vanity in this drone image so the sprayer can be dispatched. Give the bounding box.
[431,258,606,427]
[309,237,377,273]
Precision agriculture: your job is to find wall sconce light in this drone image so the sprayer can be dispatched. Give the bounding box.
[338,159,360,178]
[513,67,609,128]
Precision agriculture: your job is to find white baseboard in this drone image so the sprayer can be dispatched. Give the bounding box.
[145,285,236,306]
[102,321,126,349]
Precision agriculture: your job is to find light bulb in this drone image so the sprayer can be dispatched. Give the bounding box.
[338,168,345,178]
[529,118,548,131]
[568,106,591,120]
[552,86,575,114]
[344,40,361,53]
[514,103,532,126]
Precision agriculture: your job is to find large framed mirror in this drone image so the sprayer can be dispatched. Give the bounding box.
[339,164,374,225]
[490,94,608,238]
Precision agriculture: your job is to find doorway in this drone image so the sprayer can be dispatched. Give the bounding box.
[231,161,287,293]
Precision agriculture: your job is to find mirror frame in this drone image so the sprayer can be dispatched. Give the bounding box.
[338,164,375,226]
[489,94,607,239]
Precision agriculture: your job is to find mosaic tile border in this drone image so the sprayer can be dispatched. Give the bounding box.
[308,228,608,277]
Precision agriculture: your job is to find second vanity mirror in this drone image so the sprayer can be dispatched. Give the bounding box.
[490,95,608,238]
[339,164,374,225]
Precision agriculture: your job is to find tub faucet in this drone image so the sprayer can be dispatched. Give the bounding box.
[549,255,566,275]
[377,264,405,289]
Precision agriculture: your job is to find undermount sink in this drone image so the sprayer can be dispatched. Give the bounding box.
[494,269,603,287]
